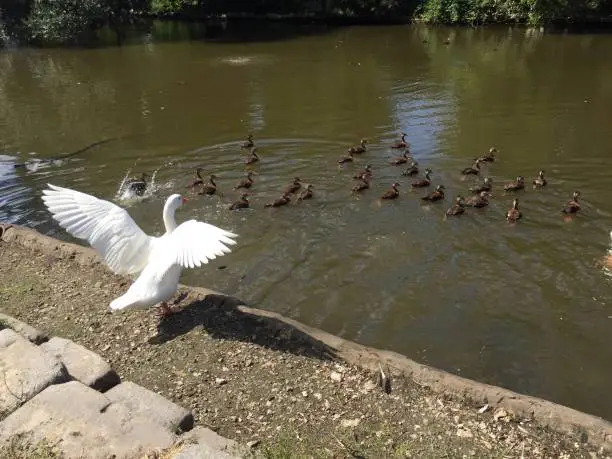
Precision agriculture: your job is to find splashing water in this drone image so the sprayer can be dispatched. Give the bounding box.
[115,166,163,203]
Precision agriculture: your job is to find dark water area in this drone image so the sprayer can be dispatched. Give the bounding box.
[1,21,612,421]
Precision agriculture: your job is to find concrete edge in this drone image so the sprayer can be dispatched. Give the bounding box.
[2,223,611,452]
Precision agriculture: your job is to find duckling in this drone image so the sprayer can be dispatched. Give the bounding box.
[390,150,411,166]
[533,170,547,187]
[127,172,149,196]
[229,193,249,210]
[185,168,204,189]
[245,147,260,165]
[506,198,522,223]
[348,138,368,155]
[465,191,490,208]
[401,161,419,176]
[198,174,217,195]
[391,133,408,149]
[562,191,581,214]
[421,184,446,202]
[297,184,314,201]
[354,164,372,180]
[411,168,432,188]
[284,177,301,194]
[338,151,354,165]
[461,159,482,175]
[476,147,497,163]
[241,134,254,149]
[446,195,465,216]
[352,177,370,193]
[470,177,492,193]
[265,193,292,208]
[381,182,400,200]
[504,176,525,192]
[234,171,255,190]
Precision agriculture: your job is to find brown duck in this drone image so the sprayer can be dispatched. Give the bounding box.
[562,191,581,214]
[265,193,292,208]
[352,177,370,193]
[186,168,204,189]
[245,147,260,165]
[504,176,525,191]
[390,150,411,166]
[446,195,465,216]
[229,193,250,210]
[411,168,432,188]
[241,134,254,149]
[297,184,314,201]
[506,198,522,223]
[401,161,419,176]
[465,191,490,208]
[421,184,446,202]
[462,159,482,175]
[381,182,400,200]
[533,170,547,187]
[476,147,497,163]
[348,138,368,155]
[338,151,354,165]
[391,133,408,149]
[354,164,372,180]
[470,177,492,193]
[284,177,302,194]
[234,171,255,190]
[198,175,217,195]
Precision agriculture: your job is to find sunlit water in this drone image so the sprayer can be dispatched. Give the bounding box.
[1,22,612,420]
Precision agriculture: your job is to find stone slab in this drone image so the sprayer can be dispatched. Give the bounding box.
[0,329,67,416]
[105,381,194,433]
[0,381,177,458]
[174,427,242,459]
[41,337,120,392]
[0,313,48,344]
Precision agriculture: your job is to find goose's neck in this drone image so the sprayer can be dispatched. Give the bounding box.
[163,201,178,234]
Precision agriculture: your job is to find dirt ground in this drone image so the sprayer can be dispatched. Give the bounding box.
[0,241,610,459]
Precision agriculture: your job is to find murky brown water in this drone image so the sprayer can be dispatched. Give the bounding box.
[2,22,612,420]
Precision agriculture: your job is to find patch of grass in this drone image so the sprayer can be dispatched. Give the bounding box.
[0,436,63,459]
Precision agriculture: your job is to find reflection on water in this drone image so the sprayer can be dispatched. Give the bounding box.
[2,23,612,421]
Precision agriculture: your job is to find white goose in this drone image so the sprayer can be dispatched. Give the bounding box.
[42,184,237,316]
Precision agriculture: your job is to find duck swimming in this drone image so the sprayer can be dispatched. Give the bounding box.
[391,133,408,149]
[198,175,217,195]
[297,184,314,201]
[461,159,482,175]
[562,191,581,214]
[186,168,204,190]
[504,176,525,192]
[284,177,302,194]
[476,147,497,163]
[241,134,254,149]
[465,191,490,208]
[533,170,547,187]
[229,193,250,210]
[470,177,492,193]
[401,161,419,176]
[352,177,370,193]
[506,198,522,223]
[421,184,445,202]
[127,172,149,196]
[348,138,368,155]
[234,171,255,190]
[381,182,400,200]
[265,193,292,208]
[245,147,260,165]
[411,168,432,188]
[338,151,354,165]
[446,195,465,216]
[354,164,372,180]
[390,150,411,166]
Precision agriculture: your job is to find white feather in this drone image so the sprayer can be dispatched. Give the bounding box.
[42,184,237,311]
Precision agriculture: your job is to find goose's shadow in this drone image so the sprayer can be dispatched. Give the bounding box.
[148,291,336,362]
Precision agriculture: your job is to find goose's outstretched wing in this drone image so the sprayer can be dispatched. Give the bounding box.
[42,184,153,275]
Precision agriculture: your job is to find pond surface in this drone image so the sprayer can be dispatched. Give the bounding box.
[2,21,612,421]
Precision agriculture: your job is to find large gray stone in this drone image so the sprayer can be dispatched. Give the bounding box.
[0,381,177,458]
[0,313,48,344]
[105,381,194,433]
[41,337,120,392]
[174,427,242,459]
[0,329,68,416]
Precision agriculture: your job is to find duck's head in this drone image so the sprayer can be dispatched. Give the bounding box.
[365,164,372,171]
[455,195,464,203]
[513,198,519,208]
[392,182,400,189]
[361,138,369,145]
[489,147,497,155]
[425,168,432,176]
[294,177,301,183]
[517,176,525,183]
[306,184,314,190]
[247,171,255,178]
[209,174,217,181]
[572,191,580,200]
[474,159,482,168]
[480,191,490,198]
[437,184,446,191]
[410,160,418,167]
[484,177,492,184]
[538,170,545,177]
[241,193,249,200]
[247,134,254,140]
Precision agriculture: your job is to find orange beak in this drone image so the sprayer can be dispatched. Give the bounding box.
[181,197,188,204]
